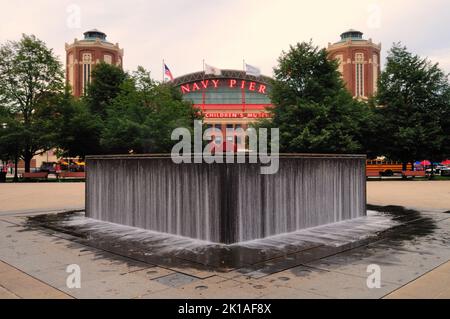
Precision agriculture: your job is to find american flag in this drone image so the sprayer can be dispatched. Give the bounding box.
[164,63,173,81]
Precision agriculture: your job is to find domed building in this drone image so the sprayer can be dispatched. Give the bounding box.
[65,29,124,97]
[172,69,273,149]
[327,29,381,99]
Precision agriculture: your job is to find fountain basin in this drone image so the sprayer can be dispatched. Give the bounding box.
[85,154,366,244]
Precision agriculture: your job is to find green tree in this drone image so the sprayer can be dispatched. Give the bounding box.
[51,62,127,158]
[101,66,199,153]
[0,34,64,172]
[0,106,24,181]
[52,89,104,158]
[85,62,127,116]
[375,43,450,172]
[263,41,373,153]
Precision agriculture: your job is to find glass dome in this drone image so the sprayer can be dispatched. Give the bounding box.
[83,29,107,41]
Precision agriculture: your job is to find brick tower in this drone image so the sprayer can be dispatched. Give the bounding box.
[65,29,124,97]
[327,30,381,99]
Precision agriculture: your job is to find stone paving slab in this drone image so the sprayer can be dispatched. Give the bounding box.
[0,286,18,299]
[367,181,450,212]
[0,261,71,299]
[0,183,84,214]
[385,261,450,299]
[21,254,156,289]
[260,265,398,299]
[56,271,170,299]
[304,248,447,287]
[236,243,367,279]
[175,276,266,299]
[138,287,206,299]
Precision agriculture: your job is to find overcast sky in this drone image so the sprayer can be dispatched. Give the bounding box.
[1,0,450,79]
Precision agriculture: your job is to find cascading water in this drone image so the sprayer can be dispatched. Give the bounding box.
[86,154,366,244]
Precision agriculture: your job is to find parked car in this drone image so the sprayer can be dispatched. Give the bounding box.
[429,165,446,174]
[440,167,450,176]
[426,165,450,175]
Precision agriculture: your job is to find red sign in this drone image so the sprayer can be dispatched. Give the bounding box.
[204,112,271,119]
[181,79,267,95]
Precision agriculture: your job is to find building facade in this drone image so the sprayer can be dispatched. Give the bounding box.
[65,29,124,97]
[172,70,273,149]
[327,30,381,99]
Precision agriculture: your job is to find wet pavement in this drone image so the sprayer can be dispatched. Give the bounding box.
[24,209,401,272]
[0,205,449,298]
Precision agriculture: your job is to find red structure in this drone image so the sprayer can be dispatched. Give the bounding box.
[327,30,381,99]
[65,29,124,97]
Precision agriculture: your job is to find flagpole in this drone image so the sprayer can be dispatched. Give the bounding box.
[242,59,246,114]
[202,59,205,113]
[162,59,165,83]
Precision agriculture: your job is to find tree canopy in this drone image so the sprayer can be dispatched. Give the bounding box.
[50,65,200,157]
[52,89,104,158]
[0,34,64,171]
[101,67,199,153]
[264,41,373,154]
[85,62,127,116]
[375,43,450,163]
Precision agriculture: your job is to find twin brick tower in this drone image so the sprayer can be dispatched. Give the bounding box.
[65,29,380,99]
[65,29,123,97]
[327,29,381,99]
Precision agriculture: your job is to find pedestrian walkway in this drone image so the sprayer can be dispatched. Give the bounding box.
[0,183,84,215]
[385,261,450,299]
[0,182,449,298]
[0,261,71,299]
[367,180,450,212]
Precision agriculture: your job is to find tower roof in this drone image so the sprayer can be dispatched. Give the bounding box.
[340,29,364,41]
[83,29,107,41]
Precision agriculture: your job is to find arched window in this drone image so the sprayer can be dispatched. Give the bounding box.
[355,53,364,97]
[82,53,92,95]
[104,54,112,64]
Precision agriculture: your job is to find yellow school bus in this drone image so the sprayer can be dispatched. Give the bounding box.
[366,160,413,176]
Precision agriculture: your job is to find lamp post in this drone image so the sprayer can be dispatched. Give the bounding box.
[0,123,8,182]
[1,123,6,170]
[1,122,19,182]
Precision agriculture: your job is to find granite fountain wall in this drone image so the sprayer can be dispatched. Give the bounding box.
[85,154,366,244]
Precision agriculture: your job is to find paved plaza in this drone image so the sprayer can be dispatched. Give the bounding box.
[0,181,449,299]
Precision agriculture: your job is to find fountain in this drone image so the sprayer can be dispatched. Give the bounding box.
[85,154,366,244]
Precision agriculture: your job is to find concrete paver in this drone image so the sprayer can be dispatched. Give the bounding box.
[385,261,450,299]
[0,183,84,215]
[0,261,71,299]
[367,181,450,212]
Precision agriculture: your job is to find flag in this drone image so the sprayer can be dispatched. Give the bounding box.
[205,64,221,76]
[164,63,173,81]
[245,63,261,77]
